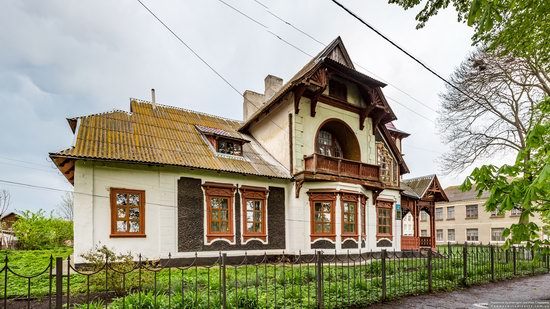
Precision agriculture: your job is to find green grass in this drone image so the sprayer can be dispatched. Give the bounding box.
[0,248,73,298]
[2,247,548,308]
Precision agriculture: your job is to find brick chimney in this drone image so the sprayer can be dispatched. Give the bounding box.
[243,75,284,121]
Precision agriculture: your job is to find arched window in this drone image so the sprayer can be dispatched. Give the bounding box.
[317,130,343,158]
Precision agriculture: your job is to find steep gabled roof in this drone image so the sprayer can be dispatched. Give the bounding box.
[239,37,390,132]
[50,100,291,184]
[401,174,448,201]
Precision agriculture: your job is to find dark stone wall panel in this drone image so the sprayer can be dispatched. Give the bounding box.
[342,239,358,249]
[177,178,286,252]
[311,240,336,249]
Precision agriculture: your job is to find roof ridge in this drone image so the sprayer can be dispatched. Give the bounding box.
[130,98,244,124]
[402,174,435,183]
[68,109,130,120]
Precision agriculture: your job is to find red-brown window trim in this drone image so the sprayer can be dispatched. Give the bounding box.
[361,196,367,238]
[110,188,146,238]
[341,193,359,240]
[203,182,236,242]
[240,186,268,242]
[308,191,337,241]
[376,200,393,240]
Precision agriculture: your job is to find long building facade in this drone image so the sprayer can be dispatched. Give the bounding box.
[420,186,547,244]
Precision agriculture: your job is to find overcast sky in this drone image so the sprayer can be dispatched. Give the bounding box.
[0,0,494,214]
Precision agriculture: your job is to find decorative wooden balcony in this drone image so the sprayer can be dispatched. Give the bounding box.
[401,236,420,250]
[420,236,433,247]
[303,153,380,183]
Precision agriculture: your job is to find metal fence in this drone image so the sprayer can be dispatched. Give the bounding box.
[1,244,549,308]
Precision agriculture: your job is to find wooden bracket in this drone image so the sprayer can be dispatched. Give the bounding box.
[295,179,304,198]
[310,87,325,117]
[293,84,306,114]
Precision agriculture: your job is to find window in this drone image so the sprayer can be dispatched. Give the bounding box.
[240,186,268,241]
[466,229,479,242]
[447,207,455,220]
[466,205,478,218]
[203,182,236,241]
[376,142,397,186]
[448,229,455,242]
[309,192,336,241]
[341,194,359,238]
[317,130,343,158]
[376,201,393,237]
[491,228,505,242]
[328,79,347,101]
[436,229,444,242]
[217,138,243,156]
[510,208,521,217]
[421,229,428,237]
[491,207,505,217]
[420,211,428,222]
[435,208,444,221]
[110,188,145,237]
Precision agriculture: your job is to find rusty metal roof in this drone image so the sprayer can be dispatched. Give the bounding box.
[50,100,290,180]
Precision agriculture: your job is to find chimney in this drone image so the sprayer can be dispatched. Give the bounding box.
[264,75,283,100]
[243,75,284,122]
[151,88,157,109]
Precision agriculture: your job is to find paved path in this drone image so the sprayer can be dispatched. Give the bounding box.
[368,274,550,308]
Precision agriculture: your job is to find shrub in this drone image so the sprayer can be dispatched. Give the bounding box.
[12,210,73,249]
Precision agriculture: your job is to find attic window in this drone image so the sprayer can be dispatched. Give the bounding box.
[329,79,347,101]
[217,138,243,156]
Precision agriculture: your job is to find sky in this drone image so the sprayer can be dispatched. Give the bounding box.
[0,0,493,213]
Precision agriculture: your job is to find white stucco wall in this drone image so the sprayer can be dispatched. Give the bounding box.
[74,160,404,262]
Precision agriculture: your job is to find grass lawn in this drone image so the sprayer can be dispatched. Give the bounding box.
[0,248,73,298]
[1,248,547,308]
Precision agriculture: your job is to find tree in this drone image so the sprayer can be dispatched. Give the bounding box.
[462,98,549,249]
[439,49,549,173]
[386,0,549,69]
[56,192,74,221]
[0,190,10,219]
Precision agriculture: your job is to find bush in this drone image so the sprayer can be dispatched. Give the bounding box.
[12,210,73,249]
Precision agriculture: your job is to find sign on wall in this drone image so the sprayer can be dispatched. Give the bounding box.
[395,203,402,220]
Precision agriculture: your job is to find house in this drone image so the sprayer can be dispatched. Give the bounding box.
[0,212,19,232]
[400,175,449,250]
[420,185,547,244]
[50,37,444,261]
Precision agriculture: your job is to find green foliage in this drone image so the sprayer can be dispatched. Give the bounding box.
[387,0,550,67]
[12,209,73,249]
[462,98,550,250]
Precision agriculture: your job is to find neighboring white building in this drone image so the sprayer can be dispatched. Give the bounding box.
[51,38,437,262]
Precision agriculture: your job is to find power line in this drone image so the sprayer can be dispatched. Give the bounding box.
[135,0,289,133]
[214,0,436,123]
[250,0,438,114]
[329,0,485,109]
[0,155,54,169]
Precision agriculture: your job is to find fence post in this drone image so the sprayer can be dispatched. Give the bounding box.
[447,242,452,256]
[490,244,495,281]
[55,257,63,309]
[546,251,549,273]
[462,242,468,286]
[381,249,387,301]
[315,251,324,309]
[221,253,227,309]
[512,246,517,276]
[427,249,433,292]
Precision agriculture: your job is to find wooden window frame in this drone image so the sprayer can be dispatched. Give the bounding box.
[308,192,337,241]
[110,188,146,238]
[203,182,236,242]
[316,130,343,158]
[328,79,347,101]
[341,193,359,240]
[376,200,393,239]
[361,196,367,238]
[240,186,268,242]
[216,138,243,156]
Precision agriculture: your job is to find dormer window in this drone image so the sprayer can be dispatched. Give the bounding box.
[217,138,242,156]
[195,125,249,157]
[329,79,347,101]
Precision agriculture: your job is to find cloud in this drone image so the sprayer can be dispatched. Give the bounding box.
[0,0,477,212]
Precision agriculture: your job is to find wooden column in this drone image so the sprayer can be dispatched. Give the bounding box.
[430,202,436,249]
